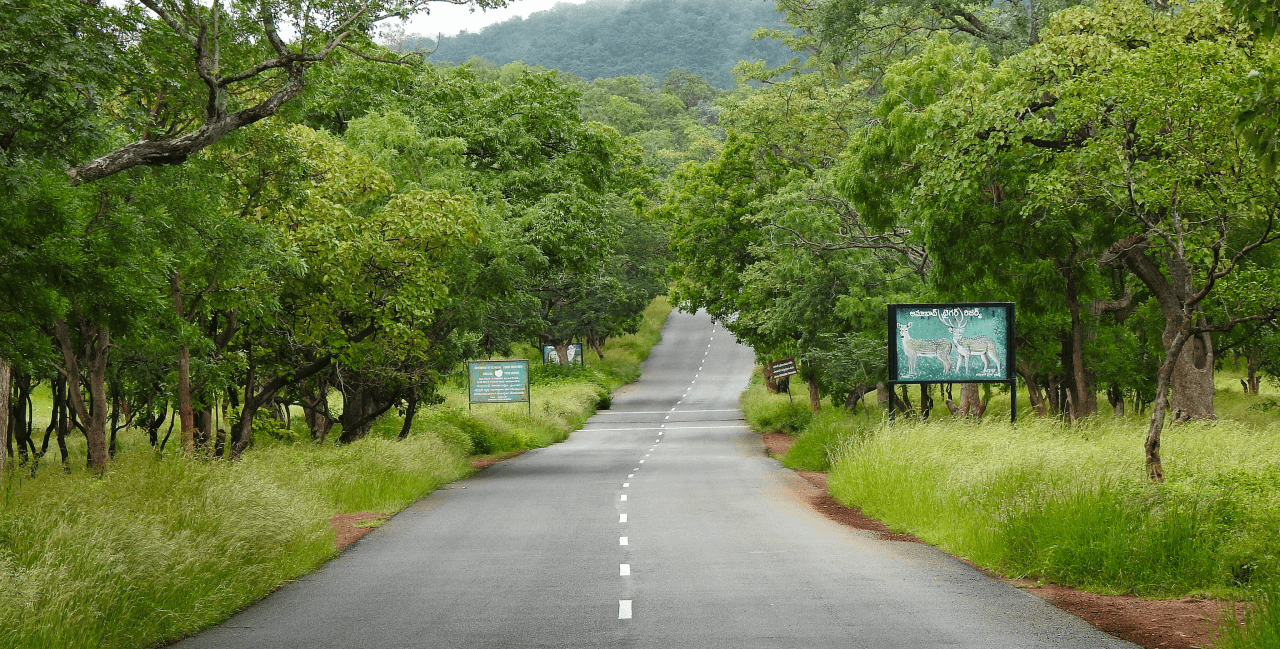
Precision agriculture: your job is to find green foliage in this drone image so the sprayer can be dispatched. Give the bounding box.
[825,418,1280,598]
[416,0,793,88]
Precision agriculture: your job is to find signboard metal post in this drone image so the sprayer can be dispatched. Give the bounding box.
[886,303,1017,423]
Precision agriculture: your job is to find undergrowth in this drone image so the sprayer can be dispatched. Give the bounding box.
[0,297,671,649]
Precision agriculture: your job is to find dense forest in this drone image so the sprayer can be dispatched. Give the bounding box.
[406,0,794,87]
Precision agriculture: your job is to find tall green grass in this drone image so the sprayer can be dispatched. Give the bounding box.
[742,366,1280,639]
[0,297,673,648]
[0,433,469,648]
[825,416,1280,598]
[1217,579,1280,648]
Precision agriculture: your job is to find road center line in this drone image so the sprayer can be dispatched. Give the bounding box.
[619,536,628,545]
[623,482,629,487]
[620,494,627,501]
[596,409,740,415]
[620,564,630,576]
[584,425,746,431]
[619,600,632,619]
[619,513,627,522]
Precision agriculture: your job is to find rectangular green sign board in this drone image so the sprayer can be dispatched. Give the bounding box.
[468,360,530,404]
[888,303,1014,383]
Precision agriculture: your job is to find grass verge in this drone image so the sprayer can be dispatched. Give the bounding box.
[740,367,1280,639]
[0,297,672,649]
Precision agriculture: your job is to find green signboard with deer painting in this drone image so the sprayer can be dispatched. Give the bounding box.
[888,303,1014,383]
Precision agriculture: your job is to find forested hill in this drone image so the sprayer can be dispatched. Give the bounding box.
[413,0,792,87]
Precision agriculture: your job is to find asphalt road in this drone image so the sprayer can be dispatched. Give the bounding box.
[176,309,1137,649]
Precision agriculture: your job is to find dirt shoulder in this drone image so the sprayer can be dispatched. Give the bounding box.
[762,432,1246,649]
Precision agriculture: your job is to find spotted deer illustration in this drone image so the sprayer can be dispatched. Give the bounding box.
[939,312,1002,376]
[896,322,954,376]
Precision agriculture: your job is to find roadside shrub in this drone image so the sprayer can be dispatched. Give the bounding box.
[824,418,1280,598]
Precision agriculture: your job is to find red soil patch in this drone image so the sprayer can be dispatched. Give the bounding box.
[763,432,795,457]
[330,512,388,550]
[765,432,1246,649]
[470,449,527,470]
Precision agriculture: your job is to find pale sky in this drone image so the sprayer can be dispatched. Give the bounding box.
[403,0,595,39]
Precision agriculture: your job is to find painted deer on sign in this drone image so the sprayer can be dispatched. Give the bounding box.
[896,322,954,377]
[940,312,1002,376]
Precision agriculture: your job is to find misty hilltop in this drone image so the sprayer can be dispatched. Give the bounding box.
[409,0,793,87]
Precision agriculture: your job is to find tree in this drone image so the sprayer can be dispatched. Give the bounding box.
[855,0,1280,477]
[58,0,508,184]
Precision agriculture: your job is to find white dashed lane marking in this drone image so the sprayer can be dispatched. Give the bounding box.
[619,513,627,522]
[621,494,627,501]
[620,537,628,546]
[620,564,631,576]
[619,600,632,619]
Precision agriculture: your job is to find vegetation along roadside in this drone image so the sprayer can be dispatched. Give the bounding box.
[0,299,670,649]
[743,370,1280,648]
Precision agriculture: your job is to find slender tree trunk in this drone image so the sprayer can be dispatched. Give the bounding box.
[55,377,70,468]
[397,386,419,440]
[53,319,110,471]
[1146,331,1191,482]
[0,355,10,475]
[1247,353,1261,393]
[1066,274,1097,419]
[1107,385,1125,416]
[808,376,822,412]
[171,274,196,454]
[1016,360,1047,416]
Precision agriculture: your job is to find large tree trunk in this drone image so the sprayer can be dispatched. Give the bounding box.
[1106,236,1216,422]
[53,319,111,471]
[0,356,10,475]
[1168,327,1215,421]
[948,383,983,418]
[303,377,336,443]
[337,374,400,443]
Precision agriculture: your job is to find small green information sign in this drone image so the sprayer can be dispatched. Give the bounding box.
[468,360,530,404]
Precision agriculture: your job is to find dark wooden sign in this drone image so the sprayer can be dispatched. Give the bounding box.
[766,357,798,379]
